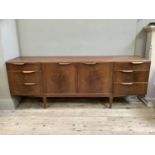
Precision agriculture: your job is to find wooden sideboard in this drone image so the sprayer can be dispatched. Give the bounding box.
[6,56,151,108]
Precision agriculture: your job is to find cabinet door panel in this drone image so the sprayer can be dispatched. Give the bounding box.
[78,63,112,93]
[43,63,76,94]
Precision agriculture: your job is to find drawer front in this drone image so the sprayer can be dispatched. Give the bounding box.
[113,71,149,82]
[113,83,148,96]
[7,71,42,95]
[114,62,150,71]
[10,84,42,96]
[7,63,41,71]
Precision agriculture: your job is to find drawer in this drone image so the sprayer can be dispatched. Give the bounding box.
[114,62,150,71]
[8,71,42,84]
[10,83,42,96]
[113,83,148,96]
[6,63,41,71]
[113,71,149,82]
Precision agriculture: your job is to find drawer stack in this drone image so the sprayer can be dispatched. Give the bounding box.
[6,63,42,96]
[113,61,150,96]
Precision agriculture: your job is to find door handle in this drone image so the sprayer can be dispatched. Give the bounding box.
[84,62,97,65]
[22,71,36,74]
[131,62,144,65]
[12,62,25,65]
[58,62,71,65]
[120,70,134,73]
[120,82,134,85]
[24,83,36,86]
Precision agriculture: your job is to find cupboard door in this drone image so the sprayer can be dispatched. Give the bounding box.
[43,63,76,94]
[77,63,112,93]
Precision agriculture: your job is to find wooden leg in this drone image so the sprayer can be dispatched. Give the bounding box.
[109,96,113,108]
[42,97,47,108]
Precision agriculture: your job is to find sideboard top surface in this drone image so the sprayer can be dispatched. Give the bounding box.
[6,56,150,63]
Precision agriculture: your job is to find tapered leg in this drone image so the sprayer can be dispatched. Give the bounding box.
[42,97,47,108]
[109,96,113,108]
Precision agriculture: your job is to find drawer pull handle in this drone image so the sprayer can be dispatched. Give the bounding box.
[84,62,97,65]
[120,70,134,73]
[131,62,144,65]
[12,62,25,65]
[22,71,35,74]
[24,83,36,86]
[120,82,133,85]
[58,62,71,65]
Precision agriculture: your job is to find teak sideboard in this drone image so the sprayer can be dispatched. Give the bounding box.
[6,56,151,108]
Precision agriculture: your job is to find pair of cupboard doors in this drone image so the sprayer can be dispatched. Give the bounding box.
[43,62,112,96]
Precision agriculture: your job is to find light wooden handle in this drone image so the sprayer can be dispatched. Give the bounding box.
[22,71,35,74]
[131,62,144,64]
[24,83,36,86]
[120,82,133,85]
[120,70,134,73]
[58,62,71,65]
[84,62,97,65]
[12,62,25,65]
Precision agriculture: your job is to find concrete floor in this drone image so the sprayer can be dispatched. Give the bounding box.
[0,97,155,134]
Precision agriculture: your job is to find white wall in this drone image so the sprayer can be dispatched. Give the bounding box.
[1,20,20,60]
[0,20,20,109]
[17,19,137,56]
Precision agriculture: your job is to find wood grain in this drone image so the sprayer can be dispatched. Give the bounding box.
[6,56,150,63]
[42,63,77,94]
[78,63,112,94]
[113,83,148,96]
[113,71,150,82]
